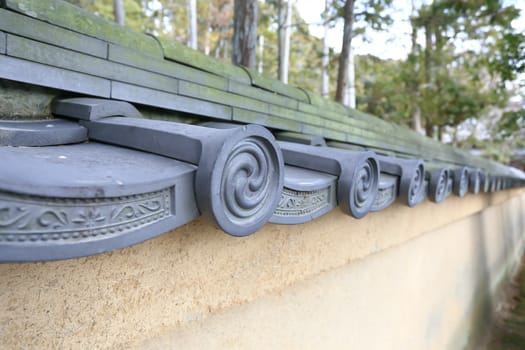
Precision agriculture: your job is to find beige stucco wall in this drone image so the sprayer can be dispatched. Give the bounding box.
[1,189,524,349]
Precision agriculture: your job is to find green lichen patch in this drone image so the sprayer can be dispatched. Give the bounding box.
[303,104,416,153]
[300,88,326,107]
[108,44,228,91]
[0,30,5,54]
[8,34,178,94]
[3,0,161,57]
[0,79,58,119]
[0,9,107,58]
[159,38,250,85]
[301,88,348,115]
[140,105,200,125]
[324,118,356,135]
[110,81,232,121]
[320,128,347,142]
[243,67,309,102]
[297,101,320,116]
[233,108,303,132]
[269,104,321,126]
[228,80,299,110]
[179,80,268,114]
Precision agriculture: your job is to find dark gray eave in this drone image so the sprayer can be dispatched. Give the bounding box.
[0,142,196,198]
[0,135,201,262]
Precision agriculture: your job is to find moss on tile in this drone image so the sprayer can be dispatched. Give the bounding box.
[8,34,178,94]
[0,30,5,54]
[228,80,299,110]
[179,80,268,114]
[108,44,228,91]
[158,38,250,85]
[269,104,322,126]
[2,0,161,57]
[139,105,201,124]
[233,108,303,132]
[242,67,309,102]
[0,9,107,58]
[0,79,58,119]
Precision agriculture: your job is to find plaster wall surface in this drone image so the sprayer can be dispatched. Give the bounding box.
[0,189,524,349]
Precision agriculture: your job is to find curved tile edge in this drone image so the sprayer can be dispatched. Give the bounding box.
[270,166,337,225]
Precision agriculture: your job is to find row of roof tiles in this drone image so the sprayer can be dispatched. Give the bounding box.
[0,0,517,174]
[0,0,524,262]
[0,98,523,262]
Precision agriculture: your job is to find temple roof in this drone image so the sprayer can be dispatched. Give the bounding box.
[0,0,523,262]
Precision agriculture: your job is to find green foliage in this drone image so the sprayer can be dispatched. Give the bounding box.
[328,0,393,34]
[288,9,324,90]
[489,32,525,83]
[354,55,409,125]
[497,110,525,141]
[364,0,524,148]
[257,1,325,92]
[63,0,147,32]
[351,0,524,163]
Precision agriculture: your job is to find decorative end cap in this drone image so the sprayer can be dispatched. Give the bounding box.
[469,169,481,194]
[338,152,380,219]
[453,167,469,197]
[429,168,449,204]
[195,125,284,236]
[400,160,425,207]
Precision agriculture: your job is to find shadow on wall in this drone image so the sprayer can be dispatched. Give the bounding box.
[465,195,525,349]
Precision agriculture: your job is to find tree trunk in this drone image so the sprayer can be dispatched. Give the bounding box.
[204,3,213,55]
[278,0,283,78]
[214,38,222,58]
[411,102,422,133]
[258,35,265,74]
[188,0,198,50]
[425,119,433,138]
[410,0,422,133]
[346,51,356,107]
[113,0,125,26]
[321,0,330,97]
[232,0,258,69]
[453,126,459,146]
[424,22,432,85]
[223,39,230,60]
[423,21,433,135]
[204,27,211,55]
[279,0,292,83]
[335,0,355,105]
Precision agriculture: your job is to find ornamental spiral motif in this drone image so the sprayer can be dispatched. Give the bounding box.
[349,157,379,218]
[221,137,278,226]
[470,170,480,194]
[408,163,425,206]
[481,173,489,192]
[458,169,469,197]
[433,169,448,203]
[196,126,283,237]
